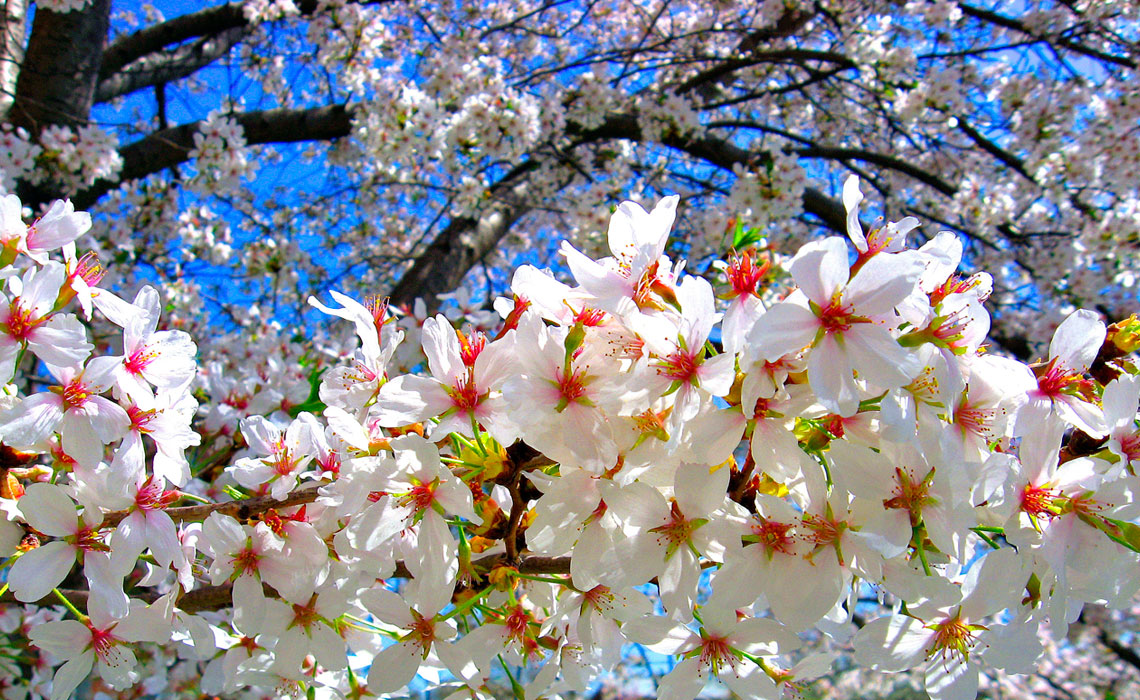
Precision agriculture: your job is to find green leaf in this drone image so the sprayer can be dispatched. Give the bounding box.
[288,366,328,417]
[732,221,765,250]
[1105,517,1140,553]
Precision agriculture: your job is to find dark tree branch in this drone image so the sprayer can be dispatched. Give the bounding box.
[674,48,856,96]
[572,113,851,233]
[100,2,247,80]
[99,483,323,530]
[387,159,545,309]
[792,145,958,196]
[72,103,353,208]
[96,25,247,103]
[956,117,1037,184]
[1,553,573,614]
[99,0,392,83]
[958,2,1137,69]
[736,5,816,52]
[1099,629,1140,674]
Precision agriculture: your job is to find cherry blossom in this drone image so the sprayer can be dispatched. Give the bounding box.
[1,176,1138,700]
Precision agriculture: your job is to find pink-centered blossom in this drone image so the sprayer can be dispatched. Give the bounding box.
[375,314,516,442]
[0,262,92,381]
[7,484,115,603]
[0,356,129,467]
[748,236,925,416]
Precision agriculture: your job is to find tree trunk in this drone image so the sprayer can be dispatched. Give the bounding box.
[11,0,111,133]
[0,0,27,121]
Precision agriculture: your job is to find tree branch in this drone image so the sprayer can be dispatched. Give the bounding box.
[674,48,856,96]
[99,0,393,83]
[96,25,247,103]
[1099,628,1140,674]
[1,553,573,614]
[572,113,851,233]
[71,103,354,209]
[387,160,546,309]
[792,145,958,196]
[956,117,1037,185]
[100,2,247,80]
[958,2,1137,69]
[98,483,324,530]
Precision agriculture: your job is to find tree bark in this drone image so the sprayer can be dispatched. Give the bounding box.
[10,0,111,133]
[0,0,26,121]
[387,161,544,309]
[95,25,246,103]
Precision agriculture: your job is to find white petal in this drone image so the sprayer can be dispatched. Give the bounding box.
[843,175,867,252]
[0,392,63,448]
[789,238,850,303]
[51,654,95,700]
[9,540,76,601]
[808,334,858,416]
[1049,309,1105,372]
[19,483,78,536]
[925,657,978,700]
[749,295,817,361]
[29,620,90,657]
[853,615,930,672]
[367,641,422,693]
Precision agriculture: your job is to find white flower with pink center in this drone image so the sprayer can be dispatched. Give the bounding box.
[375,314,516,443]
[560,196,681,317]
[227,413,316,500]
[854,549,1032,700]
[503,313,643,471]
[28,591,163,700]
[0,196,91,267]
[600,461,743,622]
[1014,309,1107,440]
[110,390,200,486]
[747,236,926,416]
[637,275,735,431]
[7,483,116,603]
[107,474,185,578]
[360,587,457,693]
[0,262,92,381]
[107,286,197,403]
[1101,372,1140,475]
[625,603,800,700]
[0,356,129,466]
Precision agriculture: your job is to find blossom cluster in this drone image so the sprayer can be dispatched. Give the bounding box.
[35,124,124,191]
[187,112,257,196]
[0,180,1138,700]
